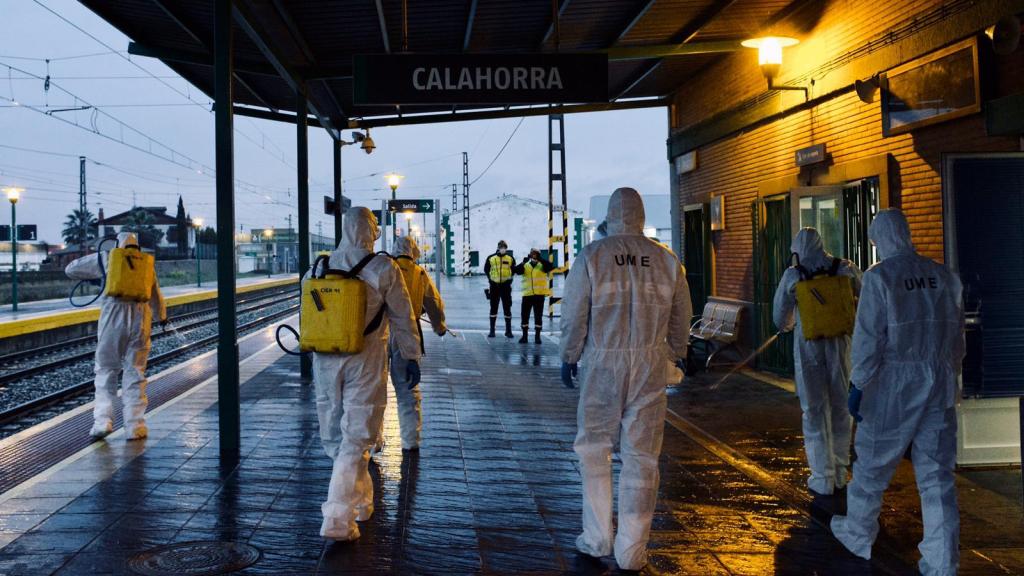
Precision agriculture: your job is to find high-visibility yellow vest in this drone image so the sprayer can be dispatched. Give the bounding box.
[521,261,551,297]
[104,247,155,302]
[795,258,855,340]
[300,254,383,354]
[487,254,514,283]
[395,256,425,316]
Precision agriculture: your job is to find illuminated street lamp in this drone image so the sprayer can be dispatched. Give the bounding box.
[386,173,403,200]
[263,228,274,277]
[192,217,204,287]
[741,36,805,94]
[4,187,22,312]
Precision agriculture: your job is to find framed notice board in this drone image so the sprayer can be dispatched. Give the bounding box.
[882,37,981,137]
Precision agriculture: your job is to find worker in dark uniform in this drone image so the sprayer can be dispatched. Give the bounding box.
[513,248,555,343]
[484,240,515,338]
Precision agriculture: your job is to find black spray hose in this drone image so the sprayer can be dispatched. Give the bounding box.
[275,324,308,356]
[69,236,118,308]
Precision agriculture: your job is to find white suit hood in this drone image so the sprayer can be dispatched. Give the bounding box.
[394,236,420,260]
[339,208,378,252]
[606,188,645,236]
[791,228,831,271]
[869,209,914,260]
[117,232,139,248]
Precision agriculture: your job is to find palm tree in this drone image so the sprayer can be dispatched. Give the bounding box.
[62,209,98,248]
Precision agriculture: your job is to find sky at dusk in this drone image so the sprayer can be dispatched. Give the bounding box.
[1,0,670,245]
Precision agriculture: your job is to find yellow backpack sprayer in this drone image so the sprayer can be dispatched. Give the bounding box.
[277,253,385,355]
[793,256,855,340]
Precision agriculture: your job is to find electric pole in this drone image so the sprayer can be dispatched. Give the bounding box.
[79,156,87,252]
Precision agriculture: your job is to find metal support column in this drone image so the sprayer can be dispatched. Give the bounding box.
[333,138,342,244]
[547,114,569,317]
[79,156,87,253]
[297,91,311,378]
[214,0,239,455]
[462,152,470,274]
[434,198,442,293]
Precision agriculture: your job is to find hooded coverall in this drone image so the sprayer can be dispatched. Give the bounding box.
[309,208,422,541]
[385,235,447,450]
[772,228,862,494]
[65,232,166,440]
[560,188,692,571]
[831,209,965,576]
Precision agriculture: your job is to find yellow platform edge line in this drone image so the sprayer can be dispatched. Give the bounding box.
[0,277,298,340]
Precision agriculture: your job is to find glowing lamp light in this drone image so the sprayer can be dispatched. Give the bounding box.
[741,36,799,80]
[4,187,23,204]
[193,217,204,229]
[386,173,403,192]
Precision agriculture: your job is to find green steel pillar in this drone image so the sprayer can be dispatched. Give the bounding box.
[214,0,240,454]
[333,138,342,244]
[10,200,17,313]
[296,91,311,379]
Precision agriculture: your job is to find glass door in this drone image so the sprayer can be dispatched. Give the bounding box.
[752,195,794,374]
[683,205,711,313]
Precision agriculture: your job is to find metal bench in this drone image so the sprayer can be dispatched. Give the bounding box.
[688,300,743,371]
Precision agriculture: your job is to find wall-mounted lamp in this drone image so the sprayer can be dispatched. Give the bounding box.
[855,74,881,104]
[741,36,807,96]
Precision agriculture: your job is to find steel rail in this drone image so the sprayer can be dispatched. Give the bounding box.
[0,303,299,425]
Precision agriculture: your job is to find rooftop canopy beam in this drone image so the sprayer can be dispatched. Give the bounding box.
[463,0,479,51]
[150,0,277,111]
[348,98,668,129]
[610,0,658,46]
[374,0,392,54]
[540,0,571,48]
[613,0,739,100]
[231,0,339,140]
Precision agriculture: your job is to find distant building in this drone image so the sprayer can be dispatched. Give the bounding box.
[237,228,334,274]
[98,206,182,252]
[0,241,52,272]
[443,194,583,276]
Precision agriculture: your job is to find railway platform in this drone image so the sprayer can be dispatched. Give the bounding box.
[0,275,297,340]
[0,277,1019,575]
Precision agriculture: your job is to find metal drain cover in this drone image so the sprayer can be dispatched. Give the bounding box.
[128,541,261,576]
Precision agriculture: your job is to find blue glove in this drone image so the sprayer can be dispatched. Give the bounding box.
[848,386,863,422]
[561,363,578,389]
[406,360,421,390]
[675,358,687,372]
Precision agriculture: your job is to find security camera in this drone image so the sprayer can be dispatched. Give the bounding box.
[350,131,365,143]
[361,132,375,155]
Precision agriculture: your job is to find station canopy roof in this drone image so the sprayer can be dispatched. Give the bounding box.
[81,0,800,135]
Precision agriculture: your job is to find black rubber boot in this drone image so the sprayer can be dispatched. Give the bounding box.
[504,318,513,338]
[488,317,496,338]
[519,328,529,344]
[534,328,542,343]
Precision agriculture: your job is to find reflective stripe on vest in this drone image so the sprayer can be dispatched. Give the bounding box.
[488,254,513,283]
[521,261,551,297]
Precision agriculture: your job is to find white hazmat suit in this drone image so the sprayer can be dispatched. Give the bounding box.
[560,188,692,571]
[65,232,166,440]
[385,235,447,450]
[772,228,861,495]
[830,209,965,576]
[309,208,421,541]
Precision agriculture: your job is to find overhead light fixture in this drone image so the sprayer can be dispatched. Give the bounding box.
[986,15,1021,55]
[741,36,807,96]
[360,130,375,154]
[855,74,881,104]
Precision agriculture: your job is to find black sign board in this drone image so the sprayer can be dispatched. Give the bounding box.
[370,210,393,226]
[323,195,352,216]
[795,144,827,167]
[354,54,608,105]
[388,199,434,213]
[16,225,36,241]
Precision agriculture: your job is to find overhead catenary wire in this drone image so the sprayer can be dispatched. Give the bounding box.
[469,117,525,186]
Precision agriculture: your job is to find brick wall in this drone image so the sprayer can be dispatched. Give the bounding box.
[671,0,1023,302]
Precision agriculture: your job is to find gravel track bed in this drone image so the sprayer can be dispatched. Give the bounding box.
[0,296,298,429]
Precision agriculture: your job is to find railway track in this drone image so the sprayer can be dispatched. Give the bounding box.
[0,289,299,428]
[0,286,297,374]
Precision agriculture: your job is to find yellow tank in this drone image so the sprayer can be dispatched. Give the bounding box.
[299,254,379,354]
[795,259,855,340]
[104,247,155,302]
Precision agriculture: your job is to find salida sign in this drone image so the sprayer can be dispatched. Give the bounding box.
[354,54,608,105]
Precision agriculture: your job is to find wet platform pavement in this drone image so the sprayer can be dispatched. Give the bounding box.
[0,275,1020,575]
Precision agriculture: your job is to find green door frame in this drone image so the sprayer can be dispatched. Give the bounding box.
[752,194,794,375]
